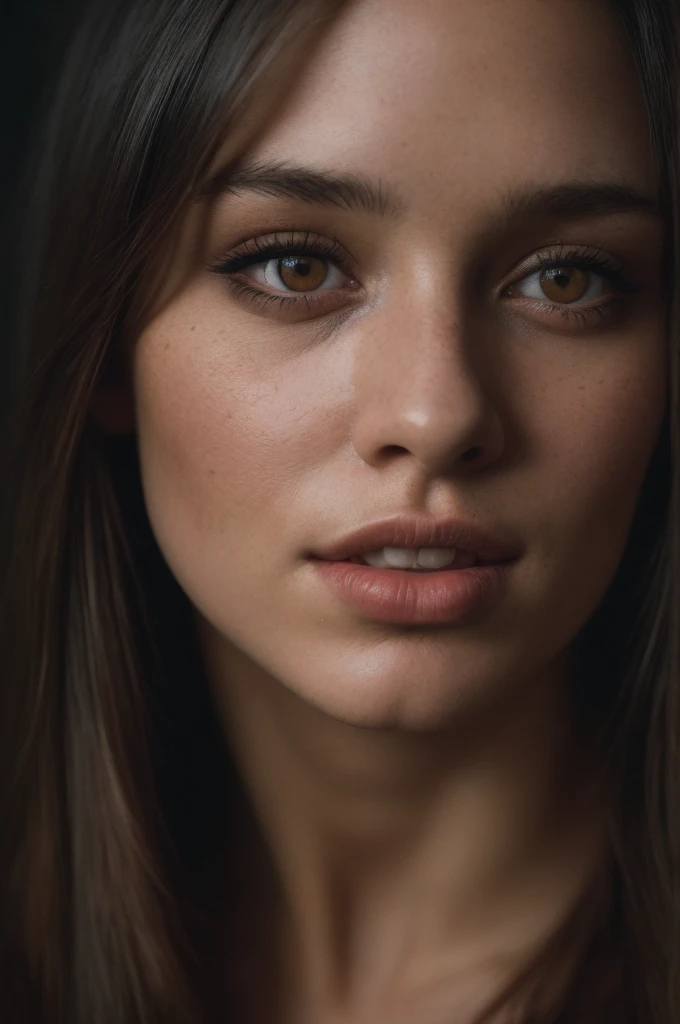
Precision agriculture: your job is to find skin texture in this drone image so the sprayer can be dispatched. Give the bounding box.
[95,0,667,1020]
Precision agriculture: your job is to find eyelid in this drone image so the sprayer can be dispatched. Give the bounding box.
[493,245,639,330]
[501,243,639,296]
[208,230,359,279]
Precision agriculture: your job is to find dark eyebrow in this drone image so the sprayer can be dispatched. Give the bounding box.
[499,178,662,224]
[193,160,405,218]
[194,160,662,225]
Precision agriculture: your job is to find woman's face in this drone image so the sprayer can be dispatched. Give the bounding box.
[111,0,667,729]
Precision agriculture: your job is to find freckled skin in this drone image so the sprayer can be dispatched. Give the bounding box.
[94,0,667,1017]
[101,0,666,731]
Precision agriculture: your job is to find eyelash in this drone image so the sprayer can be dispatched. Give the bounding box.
[208,232,639,326]
[510,244,639,327]
[209,232,353,313]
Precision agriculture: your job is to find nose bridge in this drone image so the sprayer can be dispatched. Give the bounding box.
[350,266,503,473]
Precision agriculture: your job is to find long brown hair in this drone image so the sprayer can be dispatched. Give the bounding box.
[1,1,678,1022]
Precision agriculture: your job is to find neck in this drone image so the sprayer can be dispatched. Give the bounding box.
[200,628,608,1023]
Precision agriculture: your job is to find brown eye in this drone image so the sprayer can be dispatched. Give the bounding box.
[538,266,590,304]
[277,256,328,292]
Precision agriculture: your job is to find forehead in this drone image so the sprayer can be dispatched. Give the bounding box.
[237,0,655,209]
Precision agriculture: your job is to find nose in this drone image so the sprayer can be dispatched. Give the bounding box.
[350,281,506,478]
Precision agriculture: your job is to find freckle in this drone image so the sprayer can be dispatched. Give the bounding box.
[191,325,196,332]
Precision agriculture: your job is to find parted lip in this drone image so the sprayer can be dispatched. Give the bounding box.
[308,512,523,564]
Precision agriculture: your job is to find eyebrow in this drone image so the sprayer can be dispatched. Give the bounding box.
[194,159,663,225]
[194,160,403,217]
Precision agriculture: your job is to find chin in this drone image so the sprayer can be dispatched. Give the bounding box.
[261,637,528,733]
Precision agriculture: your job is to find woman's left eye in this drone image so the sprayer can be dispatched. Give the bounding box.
[243,255,349,293]
[498,247,640,326]
[509,265,610,305]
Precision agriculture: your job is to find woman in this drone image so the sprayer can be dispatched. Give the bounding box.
[1,0,678,1020]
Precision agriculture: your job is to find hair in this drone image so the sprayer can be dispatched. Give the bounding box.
[0,0,678,1021]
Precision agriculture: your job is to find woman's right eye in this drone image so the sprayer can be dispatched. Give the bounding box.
[240,255,352,295]
[208,233,362,314]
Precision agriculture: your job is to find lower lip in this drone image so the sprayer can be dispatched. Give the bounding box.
[309,558,515,626]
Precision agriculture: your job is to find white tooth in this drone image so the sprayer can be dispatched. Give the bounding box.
[383,544,419,569]
[416,547,457,569]
[363,547,419,568]
[362,549,391,568]
[362,547,458,570]
[383,547,420,568]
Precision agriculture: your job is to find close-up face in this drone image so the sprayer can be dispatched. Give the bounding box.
[111,0,667,730]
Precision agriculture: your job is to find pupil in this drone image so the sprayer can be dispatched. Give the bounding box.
[281,257,310,277]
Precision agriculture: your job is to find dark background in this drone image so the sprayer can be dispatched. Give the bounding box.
[1,0,83,413]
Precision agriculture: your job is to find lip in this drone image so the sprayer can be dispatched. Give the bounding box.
[309,558,516,626]
[309,512,523,564]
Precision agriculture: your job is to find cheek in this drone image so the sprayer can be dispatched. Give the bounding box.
[130,307,335,600]
[561,367,664,499]
[526,340,667,592]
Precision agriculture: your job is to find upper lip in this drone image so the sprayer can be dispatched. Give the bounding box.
[309,512,523,564]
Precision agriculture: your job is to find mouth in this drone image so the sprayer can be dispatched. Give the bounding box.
[306,552,518,626]
[345,556,479,571]
[308,553,512,571]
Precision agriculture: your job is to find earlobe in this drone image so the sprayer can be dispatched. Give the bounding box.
[89,382,136,436]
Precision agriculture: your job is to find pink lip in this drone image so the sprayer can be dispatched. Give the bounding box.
[309,511,523,564]
[309,557,516,626]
